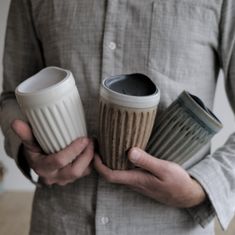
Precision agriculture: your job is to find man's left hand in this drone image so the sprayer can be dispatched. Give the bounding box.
[94,147,206,208]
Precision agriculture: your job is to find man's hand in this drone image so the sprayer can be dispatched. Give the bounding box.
[12,119,94,186]
[94,147,206,208]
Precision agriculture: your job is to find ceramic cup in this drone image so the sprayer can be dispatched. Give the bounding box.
[15,66,87,154]
[147,91,223,165]
[98,73,160,170]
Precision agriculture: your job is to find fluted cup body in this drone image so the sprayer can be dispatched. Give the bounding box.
[15,66,87,154]
[98,74,160,170]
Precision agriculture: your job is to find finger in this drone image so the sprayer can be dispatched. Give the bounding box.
[94,154,153,187]
[53,140,94,181]
[128,147,170,179]
[11,119,41,152]
[83,166,92,176]
[37,137,90,173]
[55,166,93,186]
[41,177,56,186]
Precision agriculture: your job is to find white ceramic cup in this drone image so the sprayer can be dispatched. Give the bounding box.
[15,66,87,154]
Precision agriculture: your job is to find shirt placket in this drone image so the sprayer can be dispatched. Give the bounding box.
[96,0,124,234]
[101,0,125,80]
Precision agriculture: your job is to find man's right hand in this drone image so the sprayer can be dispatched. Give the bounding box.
[11,119,94,186]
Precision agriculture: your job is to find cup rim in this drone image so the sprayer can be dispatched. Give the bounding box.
[100,73,160,108]
[15,67,77,108]
[15,66,71,97]
[180,91,223,132]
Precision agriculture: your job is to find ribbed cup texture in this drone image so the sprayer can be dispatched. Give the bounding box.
[98,99,157,170]
[24,87,87,154]
[147,101,215,165]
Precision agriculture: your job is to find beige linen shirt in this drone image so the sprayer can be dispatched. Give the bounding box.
[1,0,235,234]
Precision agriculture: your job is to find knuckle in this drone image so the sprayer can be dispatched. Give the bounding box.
[88,140,94,150]
[87,149,95,159]
[132,175,142,187]
[87,152,95,162]
[54,157,66,168]
[104,173,115,183]
[67,139,88,156]
[57,181,68,186]
[141,158,149,167]
[85,168,92,176]
[162,161,173,173]
[75,137,89,148]
[71,168,83,178]
[33,165,44,177]
[43,178,54,186]
[83,171,90,177]
[160,163,175,180]
[33,167,42,176]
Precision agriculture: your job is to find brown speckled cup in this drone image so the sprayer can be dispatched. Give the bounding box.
[98,74,160,170]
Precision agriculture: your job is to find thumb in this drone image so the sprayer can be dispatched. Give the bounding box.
[11,119,41,152]
[128,147,167,179]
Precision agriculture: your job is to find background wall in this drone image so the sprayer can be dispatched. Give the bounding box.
[0,0,234,192]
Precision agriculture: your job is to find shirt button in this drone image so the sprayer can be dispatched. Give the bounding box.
[108,42,116,50]
[101,216,109,225]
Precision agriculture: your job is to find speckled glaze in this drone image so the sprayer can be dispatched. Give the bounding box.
[147,91,223,165]
[98,74,160,170]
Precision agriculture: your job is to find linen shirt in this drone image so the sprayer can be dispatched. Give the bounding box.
[1,0,235,234]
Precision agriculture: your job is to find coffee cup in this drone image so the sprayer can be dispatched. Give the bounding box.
[15,66,87,154]
[147,91,223,165]
[98,73,160,170]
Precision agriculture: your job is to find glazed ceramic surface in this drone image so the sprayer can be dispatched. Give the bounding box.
[147,91,223,165]
[15,67,87,154]
[99,74,160,170]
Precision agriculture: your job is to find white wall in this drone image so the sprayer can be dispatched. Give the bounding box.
[0,0,234,190]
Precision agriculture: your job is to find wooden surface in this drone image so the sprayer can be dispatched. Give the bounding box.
[0,191,34,235]
[215,217,235,235]
[0,191,234,235]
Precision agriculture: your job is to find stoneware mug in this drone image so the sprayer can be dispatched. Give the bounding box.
[147,91,223,166]
[98,73,160,170]
[15,66,87,154]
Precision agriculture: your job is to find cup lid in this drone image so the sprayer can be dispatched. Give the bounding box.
[100,73,160,108]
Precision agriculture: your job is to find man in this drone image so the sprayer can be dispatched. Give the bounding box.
[1,0,235,234]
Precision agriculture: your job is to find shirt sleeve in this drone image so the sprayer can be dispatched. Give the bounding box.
[187,0,235,230]
[0,0,44,182]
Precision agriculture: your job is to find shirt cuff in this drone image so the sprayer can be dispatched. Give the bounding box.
[17,144,33,181]
[17,144,39,186]
[186,192,215,228]
[187,155,235,230]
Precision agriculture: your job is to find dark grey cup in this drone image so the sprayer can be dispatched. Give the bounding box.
[147,91,223,166]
